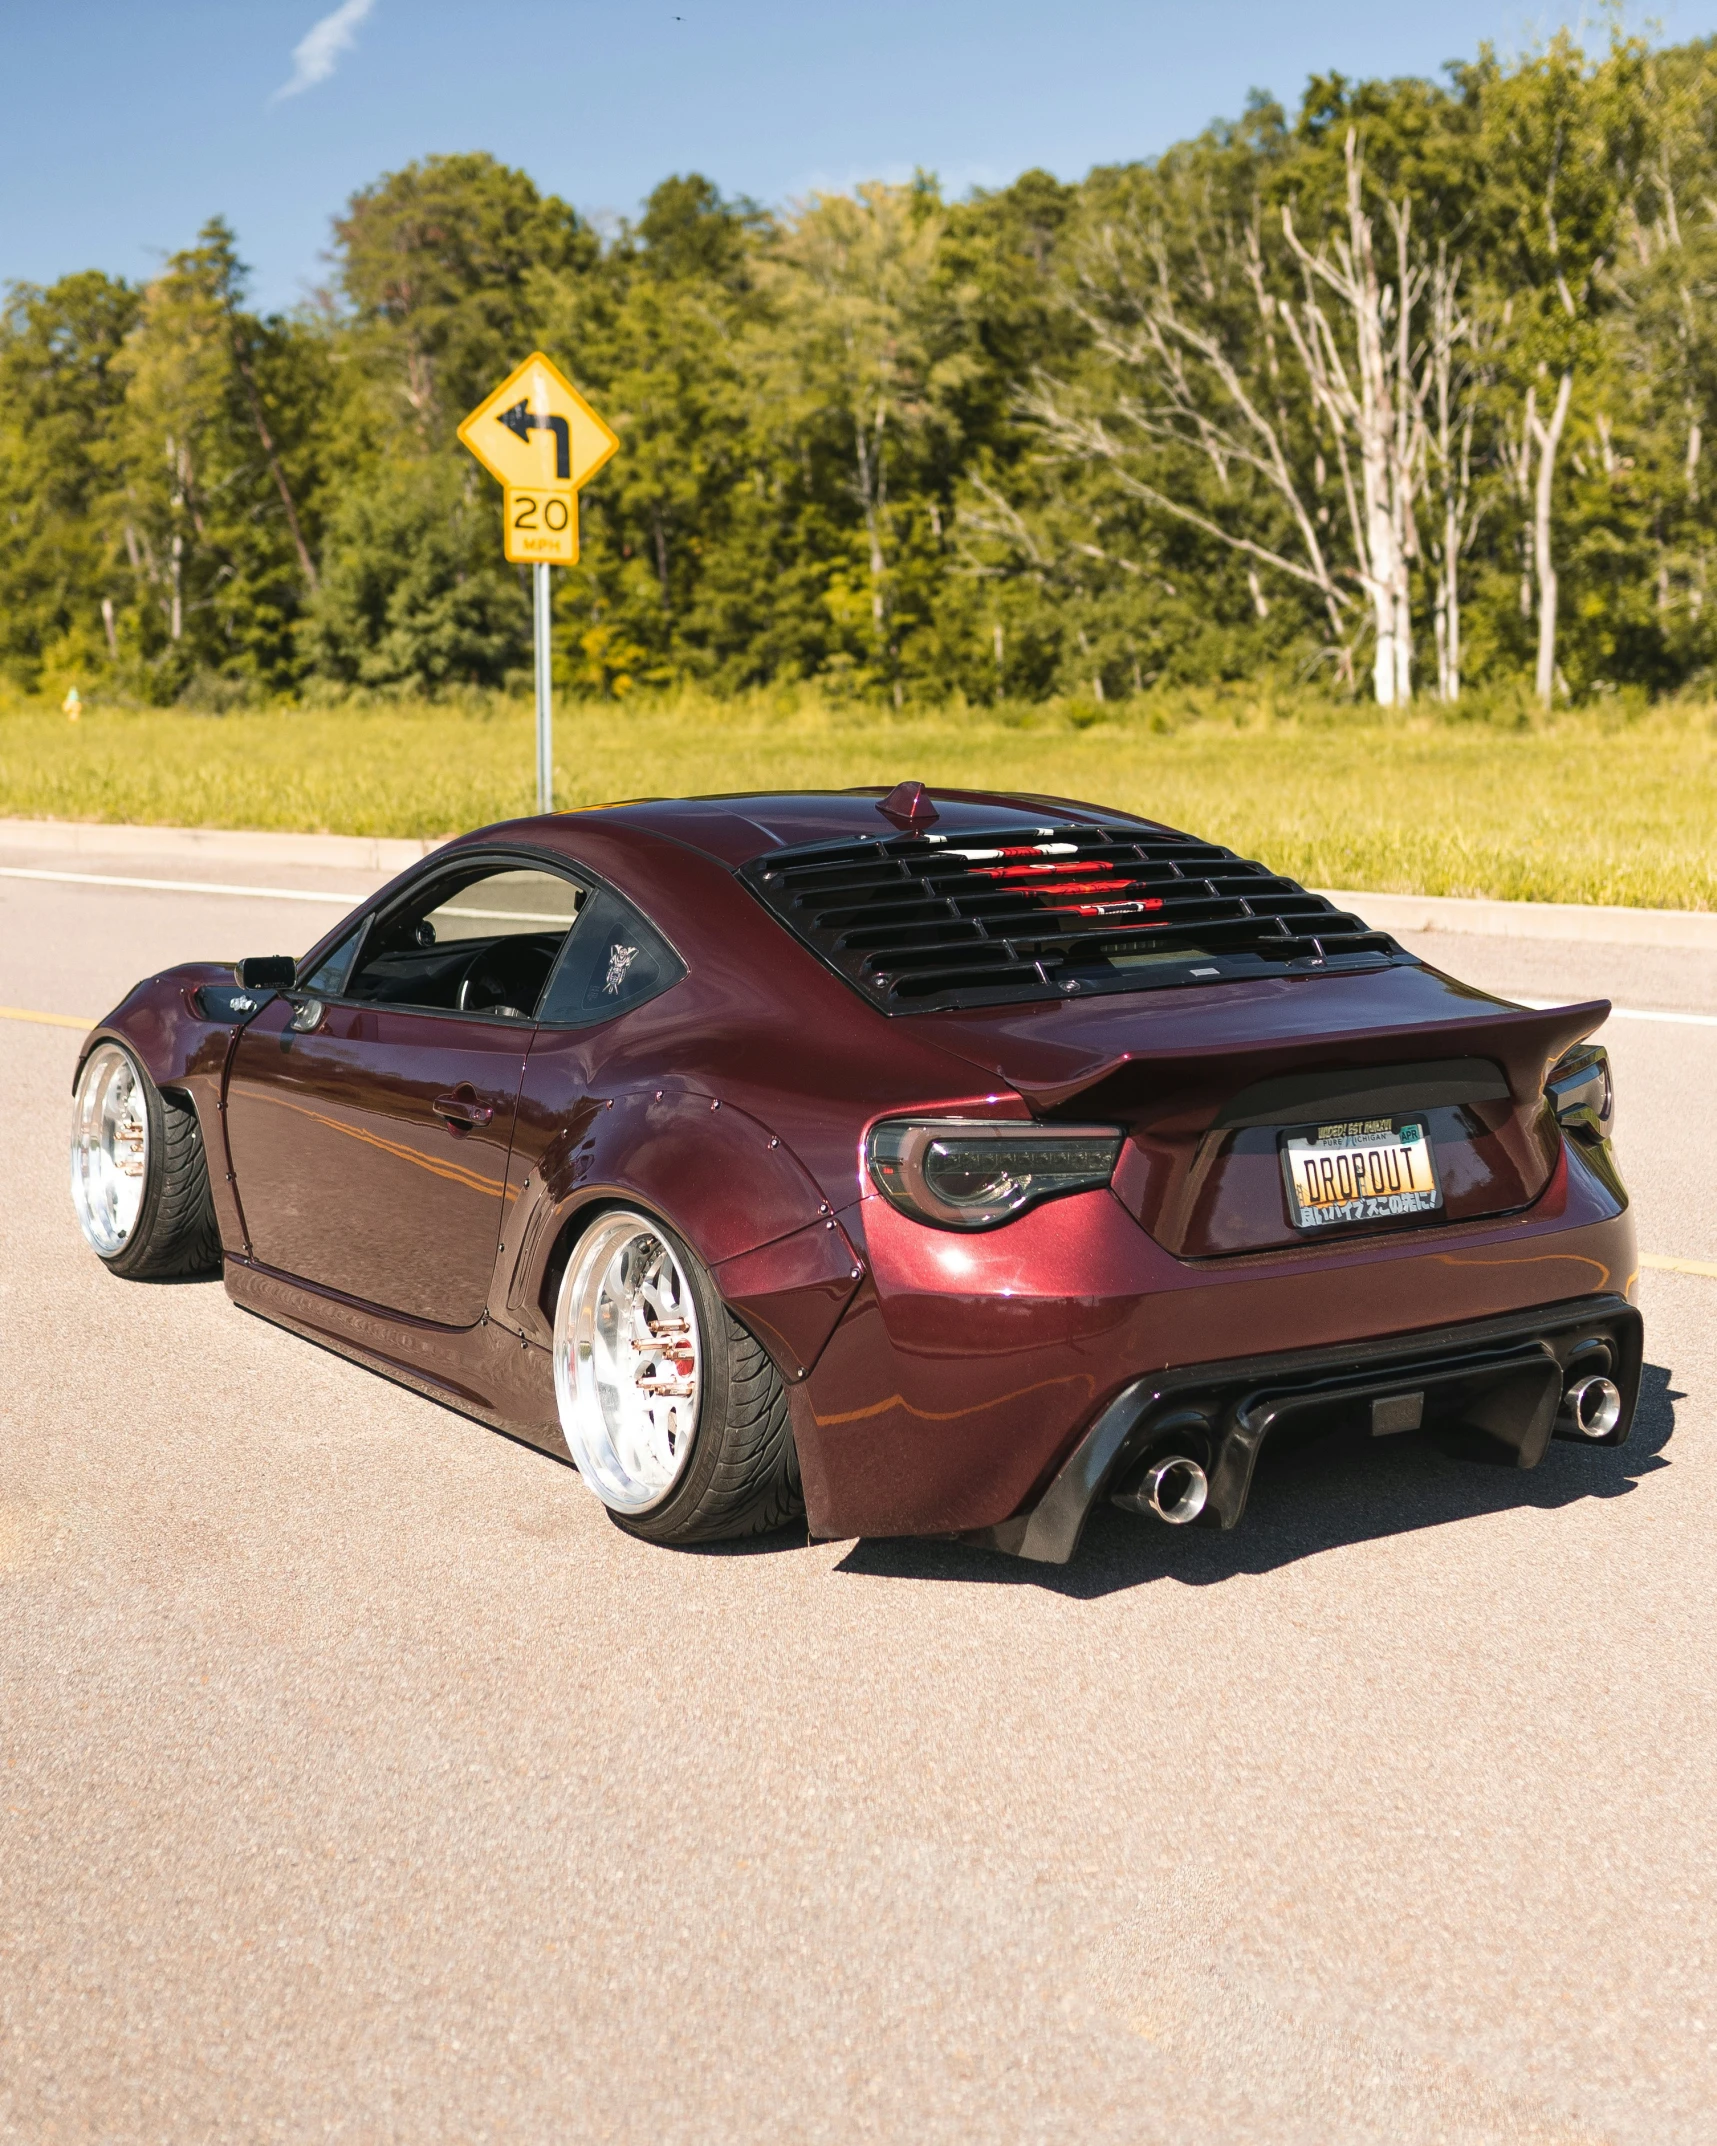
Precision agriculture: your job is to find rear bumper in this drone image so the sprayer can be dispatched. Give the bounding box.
[967,1293,1643,1563]
[791,1136,1635,1541]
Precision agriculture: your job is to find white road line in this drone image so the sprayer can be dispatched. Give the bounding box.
[0,866,365,904]
[1515,997,1717,1028]
[1642,1254,1717,1279]
[0,869,576,930]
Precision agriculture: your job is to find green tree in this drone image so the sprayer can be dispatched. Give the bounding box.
[0,270,138,690]
[759,180,975,703]
[11,29,1717,713]
[1471,32,1651,700]
[303,457,527,690]
[109,220,330,696]
[310,154,601,696]
[335,152,598,449]
[541,175,769,692]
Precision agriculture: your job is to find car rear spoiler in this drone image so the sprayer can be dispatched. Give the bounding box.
[1006,998,1612,1123]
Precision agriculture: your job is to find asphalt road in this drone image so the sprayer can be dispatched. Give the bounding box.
[2,860,1714,2145]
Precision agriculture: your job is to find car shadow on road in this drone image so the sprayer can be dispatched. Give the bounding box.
[831,1360,1682,1601]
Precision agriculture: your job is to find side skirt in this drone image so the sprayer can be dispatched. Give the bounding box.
[225,1256,568,1463]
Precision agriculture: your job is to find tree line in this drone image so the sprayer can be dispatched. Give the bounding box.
[5,28,1717,710]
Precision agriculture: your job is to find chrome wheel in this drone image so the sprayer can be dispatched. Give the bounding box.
[71,1043,150,1257]
[554,1211,704,1514]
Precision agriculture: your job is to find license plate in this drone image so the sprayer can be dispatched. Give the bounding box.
[1280,1116,1441,1231]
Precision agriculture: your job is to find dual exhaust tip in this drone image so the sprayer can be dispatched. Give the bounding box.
[1117,1371,1621,1530]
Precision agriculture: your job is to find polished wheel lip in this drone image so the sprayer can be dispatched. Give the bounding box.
[70,1041,149,1258]
[553,1209,703,1514]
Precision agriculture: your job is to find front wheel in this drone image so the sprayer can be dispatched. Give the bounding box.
[553,1207,801,1544]
[70,1043,222,1279]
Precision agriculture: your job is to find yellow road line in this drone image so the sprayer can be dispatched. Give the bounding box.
[0,1006,94,1030]
[1641,1253,1717,1280]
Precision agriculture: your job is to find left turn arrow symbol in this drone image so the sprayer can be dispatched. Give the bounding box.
[457,351,620,493]
[497,399,570,480]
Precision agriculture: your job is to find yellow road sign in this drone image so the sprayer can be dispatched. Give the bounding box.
[504,485,578,566]
[457,352,619,496]
[459,353,613,816]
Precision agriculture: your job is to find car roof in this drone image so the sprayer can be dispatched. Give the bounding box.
[419,783,1422,1034]
[550,786,1173,868]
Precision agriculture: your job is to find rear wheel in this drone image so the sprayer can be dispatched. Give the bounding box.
[553,1207,801,1544]
[70,1043,222,1279]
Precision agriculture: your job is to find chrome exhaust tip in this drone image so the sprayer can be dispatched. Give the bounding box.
[1562,1373,1622,1439]
[1126,1455,1208,1526]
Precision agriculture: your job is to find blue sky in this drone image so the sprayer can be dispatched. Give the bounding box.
[3,1,1712,312]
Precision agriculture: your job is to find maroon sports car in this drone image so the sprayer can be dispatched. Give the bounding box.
[69,783,1639,1561]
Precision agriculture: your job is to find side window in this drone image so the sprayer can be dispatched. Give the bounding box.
[303,928,362,997]
[535,886,686,1028]
[344,863,584,1019]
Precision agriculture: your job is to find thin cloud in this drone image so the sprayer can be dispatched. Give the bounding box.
[272,0,376,102]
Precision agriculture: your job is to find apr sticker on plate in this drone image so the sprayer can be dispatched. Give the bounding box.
[1281,1117,1442,1231]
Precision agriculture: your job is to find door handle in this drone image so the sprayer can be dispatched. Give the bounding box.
[432,1088,494,1129]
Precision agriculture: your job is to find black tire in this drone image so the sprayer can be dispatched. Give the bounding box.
[555,1207,803,1546]
[72,1045,223,1280]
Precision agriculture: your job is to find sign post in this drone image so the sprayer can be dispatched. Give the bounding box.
[457,352,619,813]
[533,561,554,814]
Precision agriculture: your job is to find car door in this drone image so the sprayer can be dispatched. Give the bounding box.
[224,856,584,1327]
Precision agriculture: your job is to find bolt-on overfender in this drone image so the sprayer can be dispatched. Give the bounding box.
[497,1085,860,1381]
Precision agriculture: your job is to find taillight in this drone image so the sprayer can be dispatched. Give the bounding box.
[865,1118,1122,1230]
[1546,1044,1613,1143]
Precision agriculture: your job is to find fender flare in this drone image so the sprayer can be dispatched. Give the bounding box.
[499,1088,864,1380]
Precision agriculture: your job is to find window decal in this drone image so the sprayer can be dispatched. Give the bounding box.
[535,888,685,1028]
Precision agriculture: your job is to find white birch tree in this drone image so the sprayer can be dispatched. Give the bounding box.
[1425,244,1479,701]
[1277,132,1429,704]
[1524,369,1574,702]
[1017,130,1470,704]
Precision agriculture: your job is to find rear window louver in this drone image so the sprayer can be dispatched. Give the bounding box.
[739,825,1406,1014]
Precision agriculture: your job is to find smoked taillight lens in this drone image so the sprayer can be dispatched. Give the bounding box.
[865,1119,1122,1229]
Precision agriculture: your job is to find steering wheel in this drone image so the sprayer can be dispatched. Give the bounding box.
[455,944,527,1019]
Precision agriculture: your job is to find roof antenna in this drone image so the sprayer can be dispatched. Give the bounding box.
[877,780,939,833]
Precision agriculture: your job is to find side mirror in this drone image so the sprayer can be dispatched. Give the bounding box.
[237,956,298,989]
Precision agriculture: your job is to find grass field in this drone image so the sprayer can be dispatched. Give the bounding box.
[3,688,1714,909]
